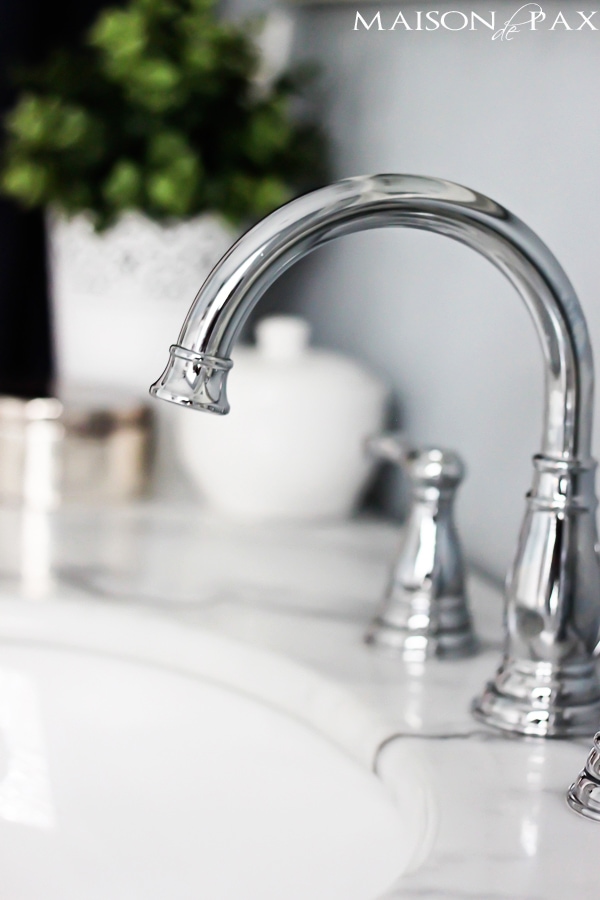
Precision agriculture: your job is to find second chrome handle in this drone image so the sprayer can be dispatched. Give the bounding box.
[365,434,478,660]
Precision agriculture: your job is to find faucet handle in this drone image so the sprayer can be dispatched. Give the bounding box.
[366,432,411,465]
[367,432,465,487]
[567,733,600,821]
[365,433,478,660]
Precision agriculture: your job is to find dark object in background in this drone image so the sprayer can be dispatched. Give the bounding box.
[0,0,119,399]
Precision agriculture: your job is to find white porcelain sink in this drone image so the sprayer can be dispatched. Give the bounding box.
[0,600,431,899]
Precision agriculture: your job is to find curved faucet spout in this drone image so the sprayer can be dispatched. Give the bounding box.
[151,174,591,461]
[150,174,600,737]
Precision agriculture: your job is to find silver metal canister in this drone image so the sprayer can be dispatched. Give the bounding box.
[0,390,153,508]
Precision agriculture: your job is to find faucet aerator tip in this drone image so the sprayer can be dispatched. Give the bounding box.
[149,345,232,415]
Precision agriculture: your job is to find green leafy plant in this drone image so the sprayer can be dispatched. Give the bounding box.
[0,0,327,228]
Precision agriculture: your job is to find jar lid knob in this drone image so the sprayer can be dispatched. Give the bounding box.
[255,315,311,361]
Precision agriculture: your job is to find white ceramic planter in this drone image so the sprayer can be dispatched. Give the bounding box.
[177,316,389,521]
[47,210,237,396]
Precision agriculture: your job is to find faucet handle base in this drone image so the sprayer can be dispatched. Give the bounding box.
[365,614,477,660]
[473,657,600,738]
[567,733,600,821]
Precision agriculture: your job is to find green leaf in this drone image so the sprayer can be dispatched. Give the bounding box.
[6,95,55,146]
[147,131,193,165]
[146,154,202,216]
[123,59,185,111]
[103,160,143,208]
[89,9,147,61]
[253,176,290,215]
[1,159,50,205]
[244,105,291,165]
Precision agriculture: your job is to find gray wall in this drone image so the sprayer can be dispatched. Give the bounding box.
[258,0,600,582]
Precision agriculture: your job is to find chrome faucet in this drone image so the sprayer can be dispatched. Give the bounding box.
[150,174,600,739]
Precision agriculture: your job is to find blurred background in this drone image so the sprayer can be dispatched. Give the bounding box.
[0,0,599,587]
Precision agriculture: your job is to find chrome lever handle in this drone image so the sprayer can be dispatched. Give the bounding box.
[365,433,478,660]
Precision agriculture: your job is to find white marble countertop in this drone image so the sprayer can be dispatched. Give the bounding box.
[0,500,598,898]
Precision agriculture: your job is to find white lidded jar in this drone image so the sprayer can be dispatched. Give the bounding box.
[176,315,388,521]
